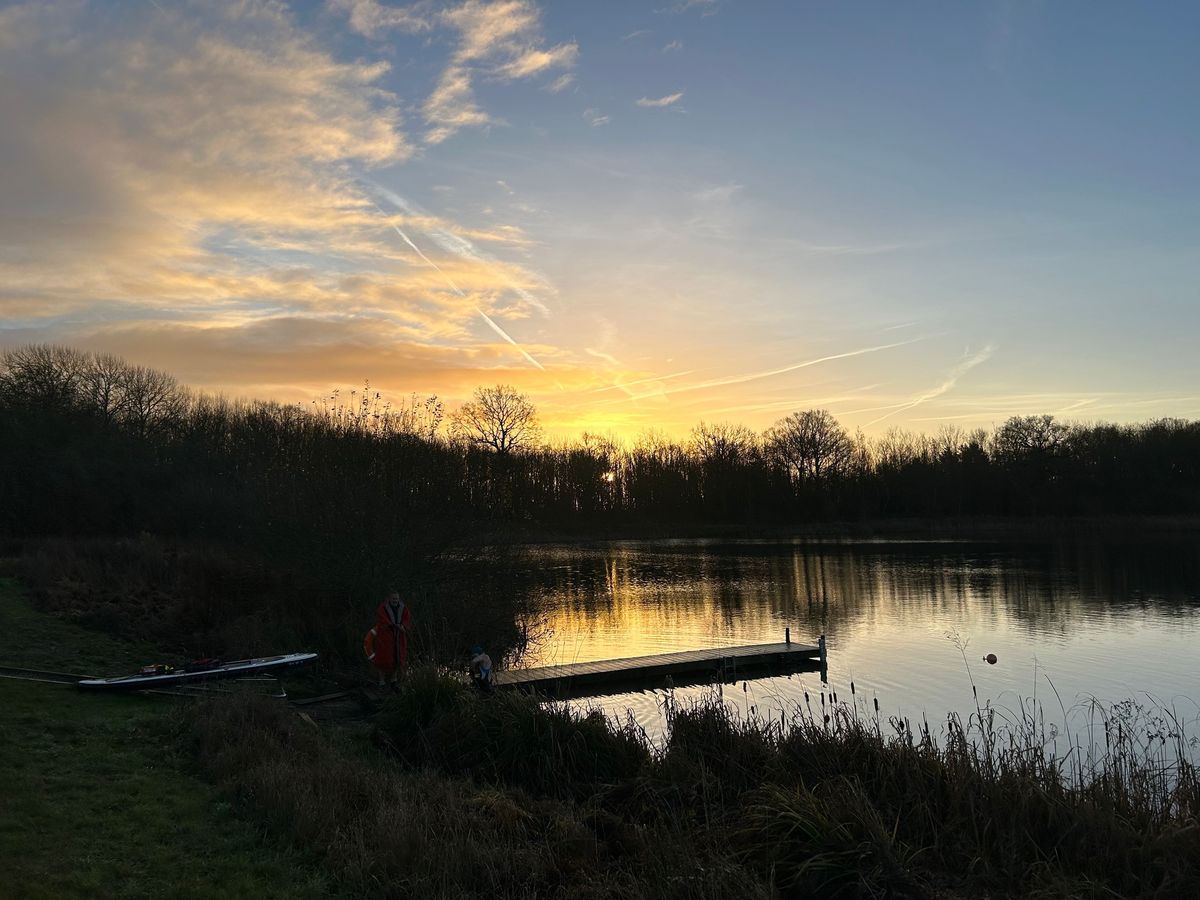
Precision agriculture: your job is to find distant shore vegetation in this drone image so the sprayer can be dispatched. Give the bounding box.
[3,344,1198,542]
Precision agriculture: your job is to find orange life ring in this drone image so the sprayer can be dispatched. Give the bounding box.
[363,626,377,661]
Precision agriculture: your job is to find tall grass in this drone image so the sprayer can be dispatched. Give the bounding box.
[192,670,1198,899]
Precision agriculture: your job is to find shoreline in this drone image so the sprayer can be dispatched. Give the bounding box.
[491,513,1200,546]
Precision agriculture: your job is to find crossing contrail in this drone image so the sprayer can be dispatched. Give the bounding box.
[618,338,922,403]
[369,181,551,315]
[865,345,995,426]
[368,199,545,371]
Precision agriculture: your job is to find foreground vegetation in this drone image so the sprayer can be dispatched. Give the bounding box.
[192,668,1199,899]
[0,580,338,899]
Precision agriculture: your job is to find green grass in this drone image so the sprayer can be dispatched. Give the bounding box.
[0,578,340,899]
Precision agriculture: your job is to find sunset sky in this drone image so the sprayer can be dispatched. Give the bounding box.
[2,0,1197,439]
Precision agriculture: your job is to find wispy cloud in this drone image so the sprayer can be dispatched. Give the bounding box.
[662,39,683,52]
[330,0,433,37]
[583,108,611,127]
[864,345,996,427]
[419,1,578,144]
[369,182,552,316]
[621,28,651,41]
[368,193,547,371]
[424,66,492,145]
[494,42,580,80]
[585,347,620,367]
[636,91,684,108]
[660,0,720,16]
[544,72,575,93]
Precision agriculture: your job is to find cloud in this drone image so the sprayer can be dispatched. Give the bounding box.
[660,0,720,15]
[494,42,579,79]
[424,65,494,143]
[636,91,684,108]
[544,72,575,93]
[421,0,578,143]
[0,0,558,387]
[369,182,552,315]
[662,39,683,52]
[328,0,433,37]
[582,108,611,127]
[585,348,620,367]
[621,29,651,41]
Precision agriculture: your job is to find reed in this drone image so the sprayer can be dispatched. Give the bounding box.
[191,671,1198,898]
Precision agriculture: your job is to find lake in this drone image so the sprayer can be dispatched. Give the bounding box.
[511,535,1200,749]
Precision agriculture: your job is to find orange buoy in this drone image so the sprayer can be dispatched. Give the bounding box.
[984,653,998,665]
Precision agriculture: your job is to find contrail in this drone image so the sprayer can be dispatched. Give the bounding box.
[477,308,546,371]
[369,181,551,315]
[622,338,921,402]
[373,201,463,292]
[589,369,698,393]
[368,199,545,371]
[1055,398,1095,415]
[865,345,995,427]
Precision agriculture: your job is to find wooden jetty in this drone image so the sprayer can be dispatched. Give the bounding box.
[494,632,826,696]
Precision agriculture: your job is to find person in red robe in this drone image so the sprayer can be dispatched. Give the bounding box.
[365,590,411,686]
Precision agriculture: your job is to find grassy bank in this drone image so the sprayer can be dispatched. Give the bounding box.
[0,580,340,899]
[191,668,1199,899]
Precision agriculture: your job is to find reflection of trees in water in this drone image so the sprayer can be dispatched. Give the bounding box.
[516,539,1200,658]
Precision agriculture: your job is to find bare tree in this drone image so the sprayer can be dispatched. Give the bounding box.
[82,353,129,425]
[765,409,854,482]
[991,415,1069,464]
[690,421,757,465]
[450,385,540,454]
[0,344,90,410]
[118,364,186,436]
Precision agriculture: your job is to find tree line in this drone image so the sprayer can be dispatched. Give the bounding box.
[3,344,1199,553]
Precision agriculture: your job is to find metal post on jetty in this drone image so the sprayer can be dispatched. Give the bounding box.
[785,626,790,645]
[818,634,827,664]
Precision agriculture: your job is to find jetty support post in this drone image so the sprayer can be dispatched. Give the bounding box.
[785,626,790,645]
[818,634,827,664]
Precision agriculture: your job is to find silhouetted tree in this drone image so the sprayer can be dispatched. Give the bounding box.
[450,385,540,455]
[766,409,854,483]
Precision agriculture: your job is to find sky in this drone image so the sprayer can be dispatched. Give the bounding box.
[1,0,1197,440]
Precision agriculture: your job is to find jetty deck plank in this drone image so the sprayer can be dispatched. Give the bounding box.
[493,640,822,692]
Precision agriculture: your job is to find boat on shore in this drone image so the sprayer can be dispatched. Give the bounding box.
[77,652,318,692]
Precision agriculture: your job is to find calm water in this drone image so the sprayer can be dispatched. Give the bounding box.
[511,537,1200,745]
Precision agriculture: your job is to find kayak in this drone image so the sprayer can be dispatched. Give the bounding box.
[76,652,318,692]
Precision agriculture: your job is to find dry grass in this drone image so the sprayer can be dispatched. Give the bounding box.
[190,671,1199,899]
